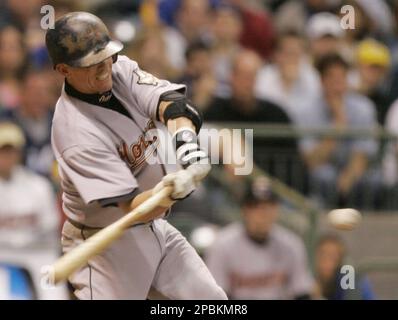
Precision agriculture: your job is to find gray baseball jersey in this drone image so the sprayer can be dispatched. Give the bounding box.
[51,55,226,299]
[52,55,184,227]
[206,223,314,299]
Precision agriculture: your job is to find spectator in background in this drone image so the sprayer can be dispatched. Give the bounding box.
[206,177,315,299]
[339,0,375,57]
[138,0,188,73]
[226,0,275,60]
[0,25,27,110]
[387,1,398,108]
[299,53,380,209]
[158,0,184,26]
[210,4,243,98]
[391,1,398,66]
[126,27,181,80]
[175,0,211,45]
[205,49,300,187]
[0,0,43,31]
[2,70,55,179]
[0,122,59,247]
[205,50,290,125]
[273,0,342,34]
[343,0,395,43]
[314,234,375,300]
[0,122,67,299]
[1,0,47,67]
[177,41,217,111]
[158,0,220,27]
[255,30,321,124]
[350,38,392,125]
[160,0,274,61]
[157,0,217,70]
[382,97,398,193]
[139,0,214,75]
[0,1,78,74]
[306,12,348,63]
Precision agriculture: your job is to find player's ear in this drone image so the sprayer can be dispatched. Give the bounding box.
[56,64,70,77]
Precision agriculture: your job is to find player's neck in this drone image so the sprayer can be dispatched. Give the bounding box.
[65,79,111,95]
[65,80,112,102]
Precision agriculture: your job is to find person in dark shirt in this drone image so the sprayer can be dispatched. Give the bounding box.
[177,41,217,112]
[354,39,392,126]
[1,70,55,179]
[205,95,290,124]
[204,49,290,124]
[205,49,304,189]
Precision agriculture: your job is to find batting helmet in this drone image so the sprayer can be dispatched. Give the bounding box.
[45,12,123,68]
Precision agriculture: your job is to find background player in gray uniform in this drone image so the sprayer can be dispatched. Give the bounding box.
[205,177,314,299]
[45,12,227,300]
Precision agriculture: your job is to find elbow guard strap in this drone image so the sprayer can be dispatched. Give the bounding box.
[160,92,203,134]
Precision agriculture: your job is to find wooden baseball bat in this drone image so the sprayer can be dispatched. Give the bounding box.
[44,186,173,285]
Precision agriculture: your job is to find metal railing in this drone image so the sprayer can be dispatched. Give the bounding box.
[210,123,396,140]
[206,123,398,272]
[207,122,398,208]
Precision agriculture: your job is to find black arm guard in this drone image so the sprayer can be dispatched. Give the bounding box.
[158,91,203,134]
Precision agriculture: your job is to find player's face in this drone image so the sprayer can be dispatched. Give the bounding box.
[243,202,279,242]
[60,56,113,94]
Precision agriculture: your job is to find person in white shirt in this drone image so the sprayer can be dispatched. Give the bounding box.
[0,122,58,246]
[0,121,67,299]
[255,30,320,124]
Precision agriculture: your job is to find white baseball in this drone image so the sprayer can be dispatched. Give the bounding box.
[327,208,362,230]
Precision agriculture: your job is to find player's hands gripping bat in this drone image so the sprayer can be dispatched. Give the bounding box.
[152,127,210,202]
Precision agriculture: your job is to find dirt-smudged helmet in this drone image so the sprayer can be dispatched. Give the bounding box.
[45,12,123,68]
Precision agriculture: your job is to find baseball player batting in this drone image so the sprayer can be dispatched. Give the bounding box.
[45,11,227,300]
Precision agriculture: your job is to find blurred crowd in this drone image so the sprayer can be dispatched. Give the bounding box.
[1,0,397,299]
